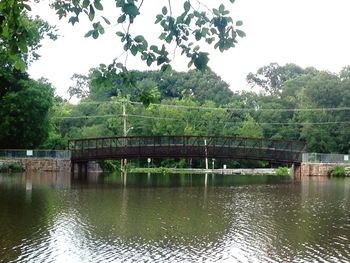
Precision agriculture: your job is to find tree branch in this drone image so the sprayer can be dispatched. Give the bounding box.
[168,0,173,16]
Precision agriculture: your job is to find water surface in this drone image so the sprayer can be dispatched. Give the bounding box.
[0,172,349,262]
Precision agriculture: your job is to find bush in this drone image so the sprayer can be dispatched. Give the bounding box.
[97,160,120,172]
[275,166,289,176]
[0,165,7,173]
[329,165,346,177]
[130,167,171,174]
[0,162,24,173]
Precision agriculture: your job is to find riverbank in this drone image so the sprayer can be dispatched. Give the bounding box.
[130,167,278,175]
[0,160,24,173]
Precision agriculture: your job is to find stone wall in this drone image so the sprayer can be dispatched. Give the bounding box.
[20,158,71,172]
[301,163,349,176]
[0,158,71,172]
[0,158,106,173]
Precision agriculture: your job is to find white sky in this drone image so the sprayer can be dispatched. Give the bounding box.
[28,0,350,98]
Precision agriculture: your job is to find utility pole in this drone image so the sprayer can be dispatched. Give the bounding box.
[121,99,127,174]
[204,139,209,170]
[204,136,210,188]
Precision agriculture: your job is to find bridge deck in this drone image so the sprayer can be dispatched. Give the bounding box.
[69,135,307,164]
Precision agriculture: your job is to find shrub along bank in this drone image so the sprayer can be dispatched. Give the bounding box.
[0,161,24,173]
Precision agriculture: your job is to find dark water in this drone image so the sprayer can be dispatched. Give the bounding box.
[0,172,349,263]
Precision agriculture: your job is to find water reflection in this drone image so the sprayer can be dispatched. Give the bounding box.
[0,172,349,262]
[75,172,290,189]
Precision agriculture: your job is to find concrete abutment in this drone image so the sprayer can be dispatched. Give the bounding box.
[1,158,102,173]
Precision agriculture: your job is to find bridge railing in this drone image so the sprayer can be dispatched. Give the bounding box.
[0,149,71,159]
[302,153,350,164]
[69,135,306,150]
[69,135,307,156]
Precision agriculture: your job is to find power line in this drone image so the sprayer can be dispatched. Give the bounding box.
[76,99,350,112]
[54,113,179,121]
[54,113,350,125]
[63,100,350,130]
[55,114,118,120]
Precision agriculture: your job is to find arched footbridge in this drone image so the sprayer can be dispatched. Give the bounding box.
[69,135,307,164]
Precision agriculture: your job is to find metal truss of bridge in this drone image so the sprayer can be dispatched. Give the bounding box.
[69,135,307,164]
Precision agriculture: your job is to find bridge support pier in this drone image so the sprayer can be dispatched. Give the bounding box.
[71,161,75,174]
[80,162,88,179]
[71,162,88,179]
[291,163,302,179]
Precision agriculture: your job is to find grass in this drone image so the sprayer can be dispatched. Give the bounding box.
[0,162,24,173]
[130,167,283,176]
[131,167,176,174]
[275,166,290,176]
[328,165,346,177]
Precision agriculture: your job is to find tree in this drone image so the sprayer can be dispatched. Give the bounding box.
[67,74,90,100]
[247,63,305,96]
[41,96,72,149]
[0,2,57,71]
[151,70,233,105]
[0,7,57,149]
[1,0,244,77]
[70,68,233,105]
[338,67,350,152]
[0,78,54,148]
[295,71,342,152]
[237,113,263,138]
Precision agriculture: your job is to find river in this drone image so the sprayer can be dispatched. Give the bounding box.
[0,172,349,262]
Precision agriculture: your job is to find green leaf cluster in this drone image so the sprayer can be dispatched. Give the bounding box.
[275,166,289,176]
[0,75,54,149]
[328,165,346,177]
[0,1,57,71]
[50,0,244,72]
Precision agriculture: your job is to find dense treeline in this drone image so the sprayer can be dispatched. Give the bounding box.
[0,72,54,149]
[0,13,56,149]
[49,63,350,157]
[1,62,350,163]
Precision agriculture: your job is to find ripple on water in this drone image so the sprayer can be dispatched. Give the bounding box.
[1,176,350,263]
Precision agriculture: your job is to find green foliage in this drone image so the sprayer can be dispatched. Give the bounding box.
[0,162,24,173]
[0,77,54,149]
[135,80,160,107]
[2,0,244,87]
[328,165,346,177]
[132,167,171,174]
[0,2,58,149]
[0,0,245,109]
[85,69,233,105]
[98,160,120,172]
[0,1,57,71]
[247,63,305,96]
[68,74,90,100]
[275,166,289,176]
[237,114,263,138]
[41,61,350,166]
[41,99,73,149]
[296,72,343,153]
[246,63,350,153]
